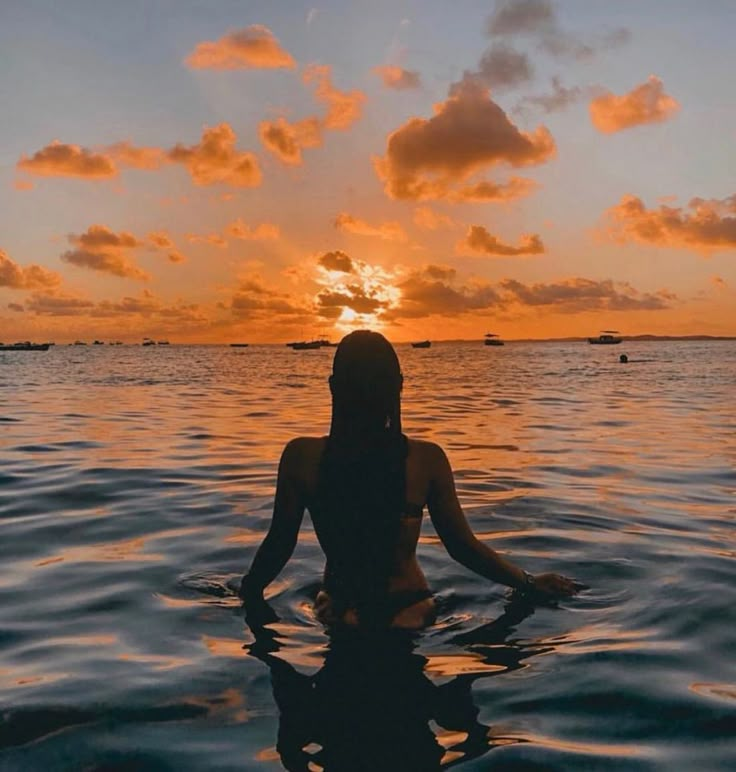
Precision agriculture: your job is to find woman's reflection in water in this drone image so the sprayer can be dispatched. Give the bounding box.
[244,595,547,771]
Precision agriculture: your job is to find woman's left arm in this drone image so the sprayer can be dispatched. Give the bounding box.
[239,439,307,600]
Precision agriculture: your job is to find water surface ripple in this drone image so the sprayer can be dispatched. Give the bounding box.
[1,341,735,770]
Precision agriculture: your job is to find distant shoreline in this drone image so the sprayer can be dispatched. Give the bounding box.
[8,335,735,346]
[496,335,736,343]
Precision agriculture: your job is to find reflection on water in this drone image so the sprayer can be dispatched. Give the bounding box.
[1,342,735,769]
[243,595,538,771]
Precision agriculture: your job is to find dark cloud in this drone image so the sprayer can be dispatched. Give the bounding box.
[24,293,96,316]
[317,289,385,317]
[381,266,674,321]
[516,77,583,114]
[499,277,673,311]
[487,0,629,61]
[384,267,501,320]
[460,225,545,256]
[62,225,149,280]
[453,45,533,93]
[229,277,307,320]
[487,0,555,36]
[375,79,554,201]
[318,250,354,273]
[605,193,736,251]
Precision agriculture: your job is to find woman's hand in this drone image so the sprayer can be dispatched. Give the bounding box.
[531,572,584,598]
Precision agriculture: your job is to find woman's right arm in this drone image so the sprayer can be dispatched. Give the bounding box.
[239,439,307,601]
[426,443,578,598]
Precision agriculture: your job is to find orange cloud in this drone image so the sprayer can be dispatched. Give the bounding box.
[168,124,262,187]
[258,116,322,164]
[374,80,554,200]
[413,207,454,230]
[459,225,545,256]
[147,231,186,263]
[107,141,166,170]
[13,179,34,191]
[62,225,149,280]
[226,219,280,240]
[303,64,366,130]
[148,231,175,250]
[186,233,228,248]
[590,76,679,133]
[334,212,407,242]
[373,65,421,90]
[0,249,61,290]
[452,177,537,203]
[185,25,296,70]
[605,193,736,252]
[17,141,117,179]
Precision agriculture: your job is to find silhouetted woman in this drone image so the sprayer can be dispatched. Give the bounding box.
[239,330,578,628]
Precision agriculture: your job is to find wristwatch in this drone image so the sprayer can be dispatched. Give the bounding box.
[520,570,536,593]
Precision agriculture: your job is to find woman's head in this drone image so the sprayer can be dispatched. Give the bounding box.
[329,330,403,441]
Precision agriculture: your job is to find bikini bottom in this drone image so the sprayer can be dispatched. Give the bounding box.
[319,587,434,627]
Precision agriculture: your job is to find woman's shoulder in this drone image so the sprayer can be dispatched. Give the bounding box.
[406,437,448,465]
[280,436,327,472]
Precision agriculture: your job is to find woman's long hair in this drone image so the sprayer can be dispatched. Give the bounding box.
[314,330,407,624]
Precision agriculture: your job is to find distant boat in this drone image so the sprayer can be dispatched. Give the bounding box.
[157,340,170,345]
[142,338,156,346]
[290,341,322,350]
[484,333,504,346]
[93,340,104,345]
[589,330,622,344]
[73,340,87,346]
[411,340,431,349]
[0,341,50,352]
[230,343,249,348]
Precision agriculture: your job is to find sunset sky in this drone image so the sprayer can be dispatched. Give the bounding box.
[2,0,735,342]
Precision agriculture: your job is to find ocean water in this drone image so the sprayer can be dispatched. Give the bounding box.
[0,341,734,771]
